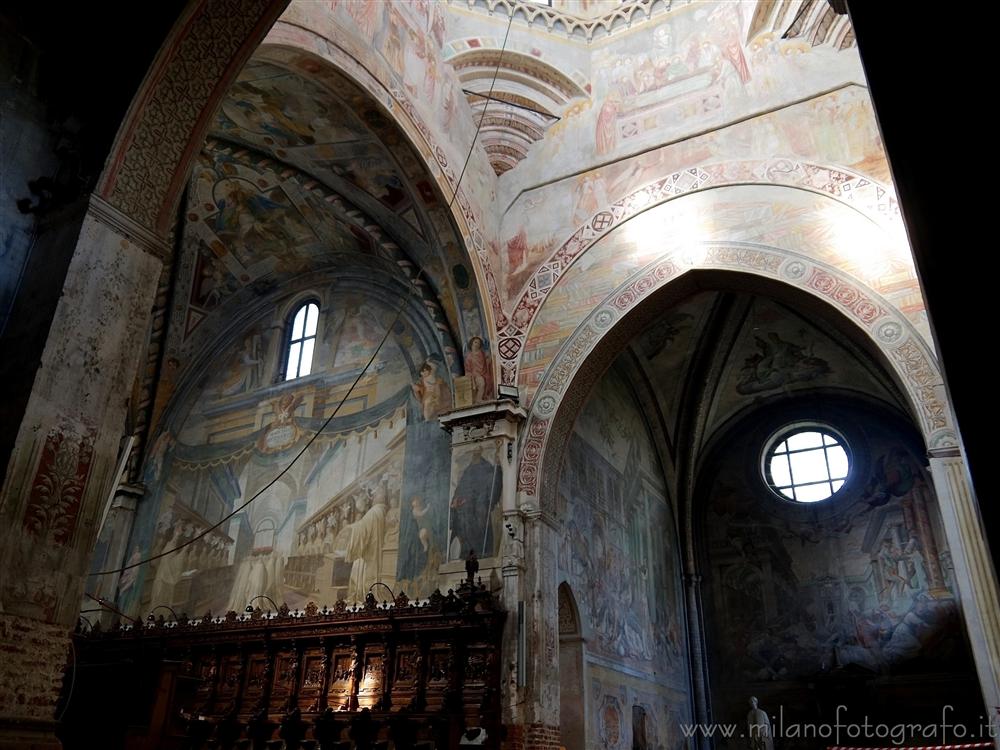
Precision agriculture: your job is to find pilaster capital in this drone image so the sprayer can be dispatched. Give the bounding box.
[438,399,526,446]
[88,194,171,262]
[111,482,145,511]
[927,446,963,461]
[516,501,560,531]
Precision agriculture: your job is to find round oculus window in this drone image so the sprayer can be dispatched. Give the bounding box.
[762,424,850,503]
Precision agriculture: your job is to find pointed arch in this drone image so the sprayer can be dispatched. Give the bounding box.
[558,581,582,638]
[497,160,903,385]
[558,581,587,750]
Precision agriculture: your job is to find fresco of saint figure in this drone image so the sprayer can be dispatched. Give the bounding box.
[343,485,388,603]
[211,178,313,266]
[448,446,502,560]
[411,358,452,420]
[595,92,622,156]
[398,493,440,587]
[220,333,265,396]
[344,0,384,43]
[464,337,494,403]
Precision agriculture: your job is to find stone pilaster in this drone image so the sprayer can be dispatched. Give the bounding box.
[438,400,526,583]
[928,448,1000,726]
[439,401,534,738]
[516,504,562,740]
[85,482,144,628]
[0,195,167,739]
[684,573,712,746]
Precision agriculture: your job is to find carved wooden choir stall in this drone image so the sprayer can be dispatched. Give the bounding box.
[60,577,504,750]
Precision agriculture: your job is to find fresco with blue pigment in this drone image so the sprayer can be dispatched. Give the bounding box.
[118,284,466,619]
[557,359,693,750]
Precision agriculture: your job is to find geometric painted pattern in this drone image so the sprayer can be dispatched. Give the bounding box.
[499,160,901,387]
[517,244,953,503]
[453,0,677,44]
[100,0,286,233]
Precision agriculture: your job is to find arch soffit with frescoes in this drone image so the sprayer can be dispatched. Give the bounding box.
[517,252,952,519]
[161,48,502,411]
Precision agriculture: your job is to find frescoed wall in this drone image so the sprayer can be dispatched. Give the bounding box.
[119,279,462,619]
[254,0,900,395]
[699,401,982,746]
[269,0,499,248]
[500,83,895,312]
[6,0,997,742]
[167,57,489,368]
[517,178,919,405]
[556,360,693,750]
[445,0,863,210]
[693,294,902,456]
[489,9,872,302]
[448,441,503,563]
[526,278,984,742]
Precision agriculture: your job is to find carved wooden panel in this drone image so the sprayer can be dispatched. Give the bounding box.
[242,653,270,714]
[461,643,498,722]
[325,649,355,711]
[464,646,491,685]
[357,647,386,710]
[268,648,298,713]
[389,646,420,711]
[215,653,243,710]
[423,643,452,712]
[297,646,327,713]
[68,581,505,748]
[192,651,217,709]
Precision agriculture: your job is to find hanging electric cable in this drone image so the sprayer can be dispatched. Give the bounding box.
[89,10,516,582]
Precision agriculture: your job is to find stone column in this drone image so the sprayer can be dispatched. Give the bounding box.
[927,448,1000,728]
[0,195,167,748]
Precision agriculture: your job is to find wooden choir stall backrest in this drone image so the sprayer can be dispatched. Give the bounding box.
[60,580,504,750]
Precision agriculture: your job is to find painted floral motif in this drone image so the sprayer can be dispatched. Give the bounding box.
[23,429,95,547]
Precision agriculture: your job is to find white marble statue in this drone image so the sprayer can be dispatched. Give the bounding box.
[747,696,774,750]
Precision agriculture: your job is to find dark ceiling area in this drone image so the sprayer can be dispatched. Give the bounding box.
[848,2,996,566]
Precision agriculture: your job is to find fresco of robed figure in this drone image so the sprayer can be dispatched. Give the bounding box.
[448,444,502,561]
[116,288,458,618]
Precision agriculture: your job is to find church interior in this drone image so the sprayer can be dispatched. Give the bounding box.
[0,1,996,749]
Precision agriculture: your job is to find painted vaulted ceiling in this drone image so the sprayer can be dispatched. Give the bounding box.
[168,56,491,374]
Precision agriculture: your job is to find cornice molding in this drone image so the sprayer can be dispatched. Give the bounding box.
[447,0,677,43]
[88,194,171,262]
